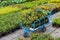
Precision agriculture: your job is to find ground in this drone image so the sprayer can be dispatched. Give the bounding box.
[0,12,60,40]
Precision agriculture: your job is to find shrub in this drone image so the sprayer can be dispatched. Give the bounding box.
[52,17,60,27]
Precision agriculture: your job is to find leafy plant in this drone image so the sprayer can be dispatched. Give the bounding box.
[52,17,60,27]
[20,9,49,28]
[0,0,51,35]
[0,6,20,14]
[18,33,60,40]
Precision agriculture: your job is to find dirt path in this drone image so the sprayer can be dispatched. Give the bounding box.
[0,12,60,40]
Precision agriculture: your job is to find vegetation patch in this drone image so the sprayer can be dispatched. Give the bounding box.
[0,6,20,14]
[52,17,60,27]
[18,33,60,40]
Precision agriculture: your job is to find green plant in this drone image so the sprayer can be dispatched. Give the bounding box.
[30,33,60,40]
[18,33,60,40]
[0,0,50,35]
[0,0,27,7]
[20,9,49,28]
[52,17,60,27]
[0,6,50,34]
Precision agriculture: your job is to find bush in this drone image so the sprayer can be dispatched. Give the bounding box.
[0,5,20,35]
[0,11,21,33]
[52,17,60,27]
